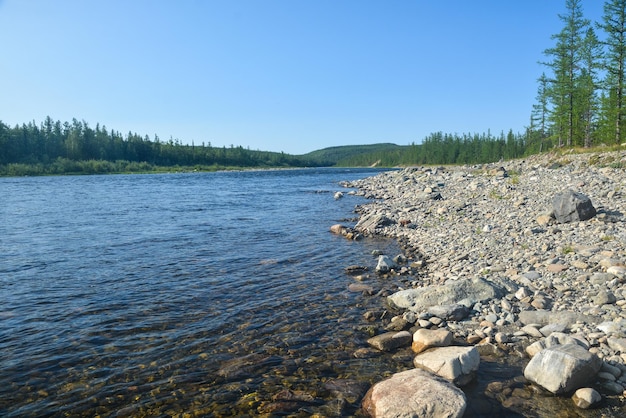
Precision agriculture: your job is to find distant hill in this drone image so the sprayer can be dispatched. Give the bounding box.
[301,143,405,166]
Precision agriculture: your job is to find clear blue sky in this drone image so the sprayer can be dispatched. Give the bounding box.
[0,0,605,155]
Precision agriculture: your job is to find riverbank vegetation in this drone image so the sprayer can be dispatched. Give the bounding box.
[2,0,625,176]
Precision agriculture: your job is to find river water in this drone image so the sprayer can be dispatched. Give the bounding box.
[1,168,410,417]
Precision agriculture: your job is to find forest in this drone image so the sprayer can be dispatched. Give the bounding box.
[0,117,330,176]
[1,0,625,176]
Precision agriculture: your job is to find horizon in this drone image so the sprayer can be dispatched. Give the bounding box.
[0,1,605,155]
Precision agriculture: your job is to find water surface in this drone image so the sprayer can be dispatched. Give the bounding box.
[1,168,405,417]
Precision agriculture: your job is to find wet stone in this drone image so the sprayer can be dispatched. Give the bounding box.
[367,331,412,352]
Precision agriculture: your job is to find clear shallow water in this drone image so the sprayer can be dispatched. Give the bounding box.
[0,168,405,417]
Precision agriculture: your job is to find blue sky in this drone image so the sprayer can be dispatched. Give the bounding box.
[0,1,606,155]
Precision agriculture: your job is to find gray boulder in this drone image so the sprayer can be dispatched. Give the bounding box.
[552,190,596,223]
[388,278,505,312]
[361,368,466,418]
[524,343,602,395]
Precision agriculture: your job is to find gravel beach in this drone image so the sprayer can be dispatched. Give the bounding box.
[339,150,626,417]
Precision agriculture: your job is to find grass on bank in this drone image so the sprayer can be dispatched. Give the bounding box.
[0,159,295,177]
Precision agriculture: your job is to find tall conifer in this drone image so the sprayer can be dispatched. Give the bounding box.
[597,0,626,144]
[543,0,590,146]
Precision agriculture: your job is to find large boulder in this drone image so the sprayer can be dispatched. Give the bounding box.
[388,278,505,312]
[413,346,480,386]
[552,190,596,223]
[361,368,466,418]
[524,343,602,395]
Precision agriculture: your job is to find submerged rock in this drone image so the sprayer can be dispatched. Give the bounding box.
[367,331,412,352]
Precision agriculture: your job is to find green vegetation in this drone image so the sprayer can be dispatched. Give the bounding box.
[2,0,625,177]
[529,0,626,149]
[0,117,330,176]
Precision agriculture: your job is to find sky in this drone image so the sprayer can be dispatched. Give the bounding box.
[0,1,607,155]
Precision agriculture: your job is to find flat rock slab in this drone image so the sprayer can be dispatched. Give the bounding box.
[361,368,466,418]
[388,277,505,312]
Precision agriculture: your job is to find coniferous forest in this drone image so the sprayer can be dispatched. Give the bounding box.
[1,0,625,176]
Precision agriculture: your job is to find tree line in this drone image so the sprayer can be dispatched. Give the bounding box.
[528,0,626,150]
[335,131,525,167]
[0,117,327,175]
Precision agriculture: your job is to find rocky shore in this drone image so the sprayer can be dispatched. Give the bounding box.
[335,150,626,417]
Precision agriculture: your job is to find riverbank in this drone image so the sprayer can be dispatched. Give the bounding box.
[341,150,626,416]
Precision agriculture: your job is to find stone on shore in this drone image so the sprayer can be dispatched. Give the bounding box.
[387,277,506,312]
[412,328,453,354]
[552,190,596,223]
[572,388,602,409]
[426,304,470,321]
[518,310,592,328]
[413,346,480,386]
[524,343,602,395]
[607,337,626,353]
[361,368,466,418]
